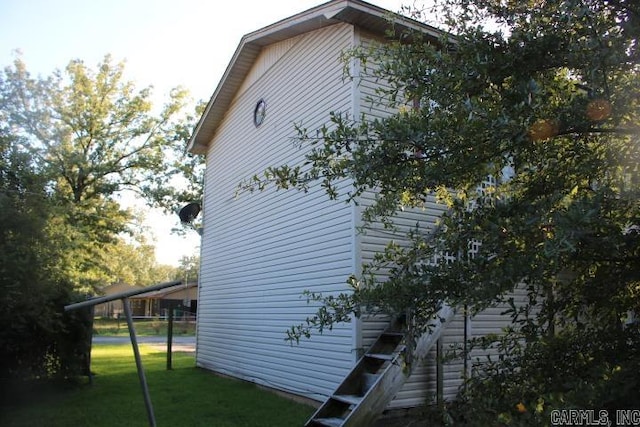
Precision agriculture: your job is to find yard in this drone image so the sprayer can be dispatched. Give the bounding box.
[92,317,197,336]
[0,344,314,427]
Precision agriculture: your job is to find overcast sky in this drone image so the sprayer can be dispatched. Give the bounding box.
[0,0,406,265]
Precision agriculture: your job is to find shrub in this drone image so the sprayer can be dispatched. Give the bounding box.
[448,325,640,426]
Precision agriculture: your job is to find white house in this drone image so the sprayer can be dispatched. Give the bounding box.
[188,0,525,423]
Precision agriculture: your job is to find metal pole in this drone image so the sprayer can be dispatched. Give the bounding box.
[122,297,157,427]
[167,304,174,370]
[65,280,182,312]
[463,304,469,388]
[436,338,444,409]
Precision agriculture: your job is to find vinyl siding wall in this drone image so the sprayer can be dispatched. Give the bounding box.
[197,23,359,401]
[197,20,527,410]
[352,29,515,408]
[350,29,463,408]
[356,190,462,408]
[469,284,535,365]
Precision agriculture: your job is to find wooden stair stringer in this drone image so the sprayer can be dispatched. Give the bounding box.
[306,304,455,427]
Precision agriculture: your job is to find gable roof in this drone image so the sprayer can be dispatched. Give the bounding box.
[187,0,444,154]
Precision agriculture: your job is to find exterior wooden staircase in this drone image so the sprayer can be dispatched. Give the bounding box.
[305,304,455,427]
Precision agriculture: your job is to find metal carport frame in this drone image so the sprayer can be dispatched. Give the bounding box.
[65,280,183,427]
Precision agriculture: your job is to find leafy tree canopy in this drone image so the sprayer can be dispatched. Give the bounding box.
[0,54,202,209]
[247,0,640,418]
[101,235,181,286]
[176,254,200,283]
[0,127,85,380]
[0,53,200,380]
[0,54,204,290]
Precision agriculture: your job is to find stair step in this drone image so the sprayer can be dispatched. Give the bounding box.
[313,417,345,427]
[366,353,395,361]
[332,394,363,406]
[362,373,380,391]
[305,304,455,427]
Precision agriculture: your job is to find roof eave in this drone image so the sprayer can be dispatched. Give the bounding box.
[187,0,445,155]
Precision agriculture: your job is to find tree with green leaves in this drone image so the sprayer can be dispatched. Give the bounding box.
[0,54,204,290]
[102,236,181,286]
[0,128,89,380]
[0,53,202,382]
[250,0,640,421]
[177,254,200,284]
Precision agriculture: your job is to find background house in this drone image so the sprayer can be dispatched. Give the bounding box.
[96,282,198,319]
[95,283,143,318]
[189,0,525,413]
[132,282,198,319]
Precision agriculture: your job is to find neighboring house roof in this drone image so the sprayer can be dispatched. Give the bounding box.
[187,0,444,154]
[99,282,144,296]
[131,282,198,300]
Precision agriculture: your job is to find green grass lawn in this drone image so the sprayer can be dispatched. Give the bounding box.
[0,344,315,427]
[93,318,196,336]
